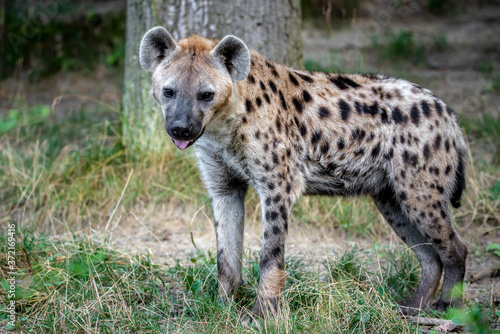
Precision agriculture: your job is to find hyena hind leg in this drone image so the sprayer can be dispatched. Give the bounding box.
[372,187,443,314]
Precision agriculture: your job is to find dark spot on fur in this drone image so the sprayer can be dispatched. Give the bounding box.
[256,97,262,107]
[337,138,345,150]
[402,150,418,167]
[289,72,299,86]
[311,131,322,146]
[266,211,278,221]
[338,99,351,122]
[279,91,288,110]
[245,99,254,113]
[433,238,442,245]
[260,81,266,90]
[392,107,407,124]
[380,108,389,123]
[352,128,366,142]
[445,139,450,152]
[303,90,312,103]
[279,205,288,222]
[255,130,261,139]
[435,101,443,116]
[371,142,381,157]
[300,124,307,137]
[421,101,431,117]
[292,97,304,113]
[286,183,291,193]
[434,134,442,150]
[423,144,430,160]
[437,185,444,194]
[354,147,365,156]
[272,246,281,257]
[269,80,277,93]
[399,191,407,201]
[354,101,362,114]
[446,106,455,115]
[319,106,331,118]
[384,147,394,160]
[263,93,270,104]
[247,74,255,84]
[273,195,281,203]
[363,101,379,116]
[321,142,330,154]
[330,75,360,90]
[410,104,420,125]
[445,165,451,175]
[296,72,314,83]
[272,152,279,165]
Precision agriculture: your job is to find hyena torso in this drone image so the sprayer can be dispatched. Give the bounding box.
[140,27,467,319]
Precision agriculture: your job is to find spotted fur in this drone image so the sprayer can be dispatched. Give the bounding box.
[140,27,468,319]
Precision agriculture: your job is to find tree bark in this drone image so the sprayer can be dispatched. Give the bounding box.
[122,0,303,151]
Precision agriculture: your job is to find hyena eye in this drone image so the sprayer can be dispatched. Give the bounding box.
[163,88,174,98]
[200,92,214,101]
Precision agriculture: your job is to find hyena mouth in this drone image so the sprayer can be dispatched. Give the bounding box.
[171,128,205,150]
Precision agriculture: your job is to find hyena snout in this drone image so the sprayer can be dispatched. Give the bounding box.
[170,118,193,138]
[165,113,203,150]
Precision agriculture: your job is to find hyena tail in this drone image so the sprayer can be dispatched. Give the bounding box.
[450,150,466,209]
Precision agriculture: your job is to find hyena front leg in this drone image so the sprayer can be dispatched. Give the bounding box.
[212,184,248,303]
[196,152,248,303]
[251,189,295,318]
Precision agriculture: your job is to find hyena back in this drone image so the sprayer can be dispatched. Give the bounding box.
[139,27,467,319]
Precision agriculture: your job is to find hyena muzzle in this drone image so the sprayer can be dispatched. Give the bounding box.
[139,26,468,319]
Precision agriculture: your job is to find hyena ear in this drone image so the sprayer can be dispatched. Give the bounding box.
[140,26,177,72]
[211,35,250,82]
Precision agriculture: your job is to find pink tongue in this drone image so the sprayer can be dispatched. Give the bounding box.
[173,139,190,150]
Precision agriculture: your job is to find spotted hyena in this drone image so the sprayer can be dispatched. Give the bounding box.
[139,27,467,319]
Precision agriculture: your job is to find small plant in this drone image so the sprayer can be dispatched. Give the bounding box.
[380,30,426,66]
[486,243,500,258]
[0,105,50,135]
[433,33,448,51]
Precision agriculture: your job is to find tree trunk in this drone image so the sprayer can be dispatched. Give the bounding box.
[122,0,303,151]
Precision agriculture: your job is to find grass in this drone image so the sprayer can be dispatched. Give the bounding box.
[0,226,418,333]
[2,227,497,333]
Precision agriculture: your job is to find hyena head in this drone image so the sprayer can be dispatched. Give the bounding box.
[139,27,251,149]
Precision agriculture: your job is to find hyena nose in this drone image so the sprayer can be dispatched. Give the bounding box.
[171,122,193,138]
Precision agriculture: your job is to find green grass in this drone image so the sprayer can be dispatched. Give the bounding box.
[2,228,497,333]
[0,226,417,333]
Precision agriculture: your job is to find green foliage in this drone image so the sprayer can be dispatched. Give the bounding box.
[0,105,50,135]
[446,306,494,334]
[433,33,449,51]
[427,0,448,14]
[486,243,500,257]
[383,30,427,66]
[0,230,170,332]
[477,62,494,77]
[459,113,500,143]
[2,3,125,79]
